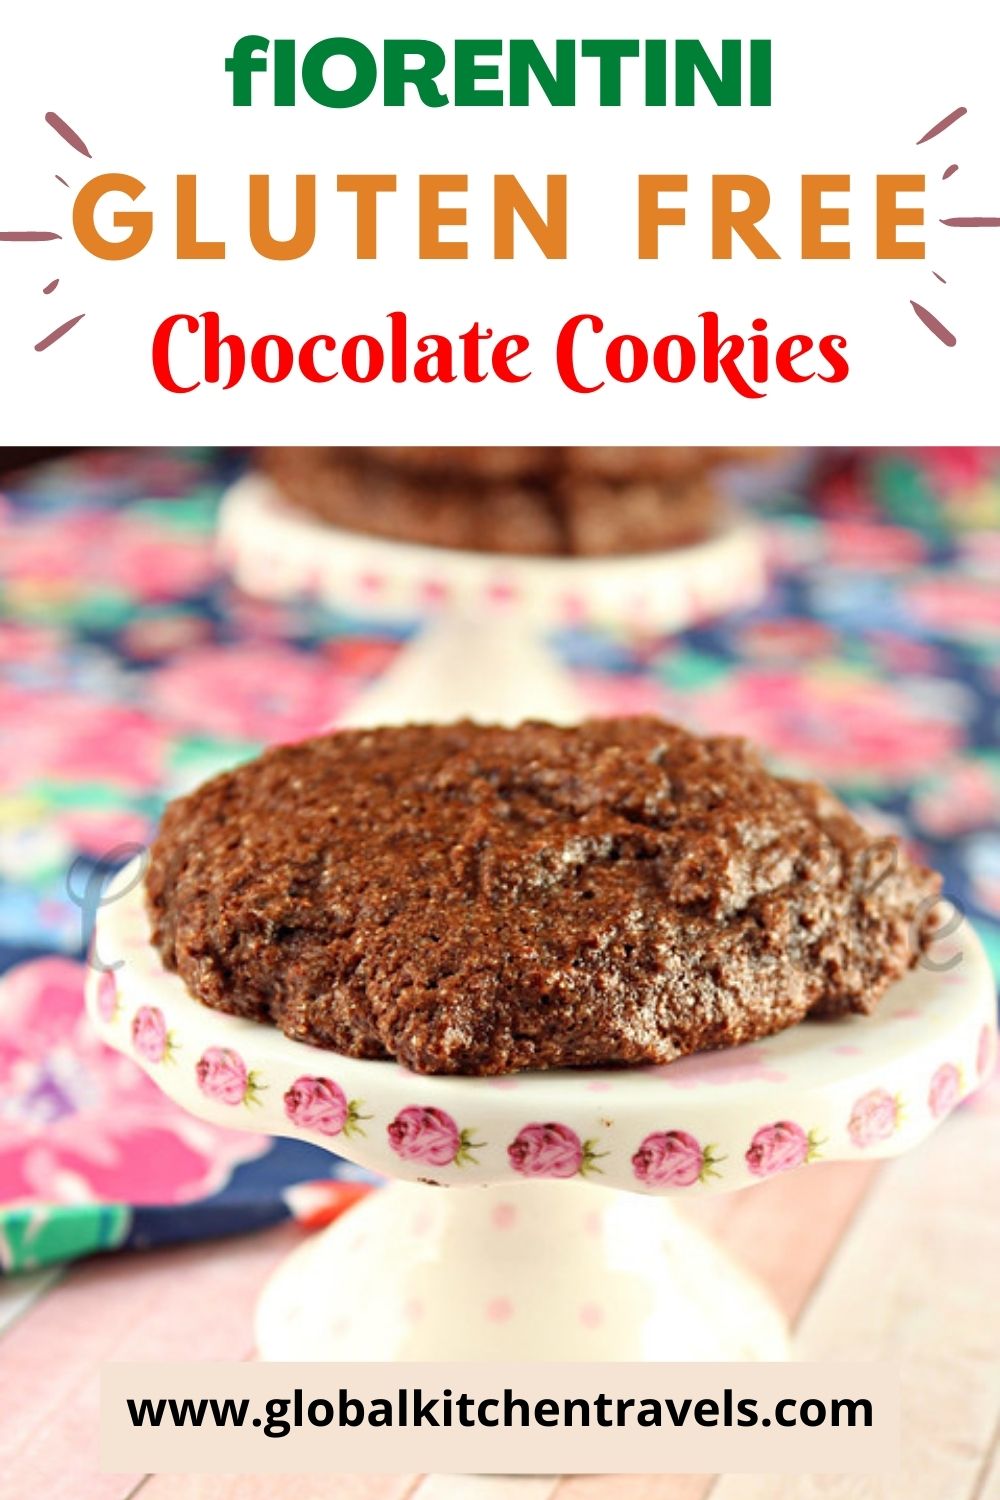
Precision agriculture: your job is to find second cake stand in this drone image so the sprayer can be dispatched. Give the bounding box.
[88,869,996,1362]
[217,472,768,725]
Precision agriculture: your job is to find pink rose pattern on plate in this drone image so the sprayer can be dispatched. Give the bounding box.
[632,1130,724,1187]
[89,980,1000,1189]
[387,1106,483,1167]
[195,1046,264,1108]
[928,1063,962,1119]
[848,1088,903,1148]
[284,1076,369,1139]
[113,993,992,1178]
[507,1123,606,1180]
[745,1121,824,1177]
[101,977,991,1180]
[95,971,119,1023]
[130,1005,174,1065]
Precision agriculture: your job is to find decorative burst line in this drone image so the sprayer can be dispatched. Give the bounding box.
[44,112,91,157]
[916,106,967,143]
[909,105,1000,347]
[910,301,956,347]
[0,111,93,350]
[34,312,85,351]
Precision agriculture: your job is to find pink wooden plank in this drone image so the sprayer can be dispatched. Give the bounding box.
[553,1162,881,1500]
[0,1222,306,1500]
[137,1480,419,1500]
[687,1159,882,1321]
[557,1480,706,1500]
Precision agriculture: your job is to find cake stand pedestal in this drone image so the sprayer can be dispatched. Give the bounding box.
[88,871,995,1363]
[253,1178,789,1362]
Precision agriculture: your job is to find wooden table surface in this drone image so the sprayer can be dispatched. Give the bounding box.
[1,1077,997,1500]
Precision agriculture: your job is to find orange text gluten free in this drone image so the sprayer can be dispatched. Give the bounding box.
[74,173,926,262]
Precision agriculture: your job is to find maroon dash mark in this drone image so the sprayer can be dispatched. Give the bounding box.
[943,164,959,180]
[932,271,947,283]
[44,112,91,158]
[916,107,967,144]
[34,313,85,352]
[43,278,59,294]
[941,216,1000,227]
[55,175,69,187]
[0,230,62,241]
[910,301,956,347]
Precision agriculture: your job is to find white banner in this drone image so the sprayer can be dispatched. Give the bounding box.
[0,1,998,442]
[102,1361,900,1474]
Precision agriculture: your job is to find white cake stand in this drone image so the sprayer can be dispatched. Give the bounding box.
[127,459,990,1362]
[217,472,768,725]
[87,870,996,1363]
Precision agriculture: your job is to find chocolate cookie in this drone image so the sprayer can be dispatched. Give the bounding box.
[146,718,941,1076]
[258,447,720,557]
[356,447,721,483]
[259,448,563,555]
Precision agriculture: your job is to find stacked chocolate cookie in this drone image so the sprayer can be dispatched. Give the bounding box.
[259,446,771,557]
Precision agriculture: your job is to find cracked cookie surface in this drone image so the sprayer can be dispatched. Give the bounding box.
[146,718,941,1075]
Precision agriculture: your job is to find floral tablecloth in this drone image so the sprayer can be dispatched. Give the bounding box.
[1,447,998,1272]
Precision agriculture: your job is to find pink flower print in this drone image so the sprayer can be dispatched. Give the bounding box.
[122,612,212,662]
[574,671,667,719]
[0,685,166,795]
[195,1047,263,1107]
[632,1130,724,1187]
[1,957,268,1209]
[0,620,64,669]
[919,445,993,491]
[95,971,118,1023]
[978,1024,997,1080]
[507,1122,605,1180]
[907,576,1000,642]
[130,1006,173,1065]
[928,1063,961,1119]
[150,644,350,744]
[0,508,215,602]
[56,808,153,859]
[737,617,837,662]
[745,1121,823,1178]
[848,1088,902,1148]
[824,520,926,572]
[102,516,217,602]
[657,670,961,786]
[913,762,1000,840]
[283,1076,368,1139]
[387,1106,482,1167]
